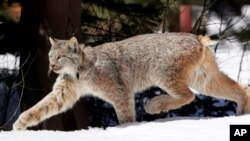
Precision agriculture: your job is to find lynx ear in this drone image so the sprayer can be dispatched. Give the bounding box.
[68,37,79,53]
[49,37,55,46]
[69,37,78,45]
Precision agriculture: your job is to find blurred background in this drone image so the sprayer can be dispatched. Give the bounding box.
[0,0,250,131]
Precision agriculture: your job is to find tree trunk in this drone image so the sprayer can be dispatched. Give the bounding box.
[18,0,88,130]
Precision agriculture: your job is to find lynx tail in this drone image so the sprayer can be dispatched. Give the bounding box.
[191,36,250,115]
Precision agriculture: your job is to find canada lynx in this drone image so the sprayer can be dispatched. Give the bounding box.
[13,33,250,130]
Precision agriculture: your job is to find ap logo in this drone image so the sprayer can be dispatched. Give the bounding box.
[230,125,250,141]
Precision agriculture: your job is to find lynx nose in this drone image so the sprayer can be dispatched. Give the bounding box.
[49,64,55,69]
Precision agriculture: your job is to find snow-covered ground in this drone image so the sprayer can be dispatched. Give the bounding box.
[0,115,250,141]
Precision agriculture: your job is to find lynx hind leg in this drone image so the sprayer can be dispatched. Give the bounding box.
[144,83,195,115]
[191,47,248,115]
[112,93,136,124]
[13,79,80,130]
[238,84,250,114]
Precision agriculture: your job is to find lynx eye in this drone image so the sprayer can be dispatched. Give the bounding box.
[57,55,66,60]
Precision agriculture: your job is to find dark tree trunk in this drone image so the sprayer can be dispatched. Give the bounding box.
[18,0,88,130]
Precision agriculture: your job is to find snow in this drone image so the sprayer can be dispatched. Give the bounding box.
[0,115,249,141]
[0,53,19,70]
[206,5,250,84]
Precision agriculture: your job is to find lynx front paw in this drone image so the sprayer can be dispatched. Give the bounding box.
[13,111,40,130]
[13,119,27,130]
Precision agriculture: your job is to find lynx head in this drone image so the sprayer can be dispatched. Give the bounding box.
[48,37,81,79]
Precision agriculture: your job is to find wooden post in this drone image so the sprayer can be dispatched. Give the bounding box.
[180,5,192,32]
[18,0,88,131]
